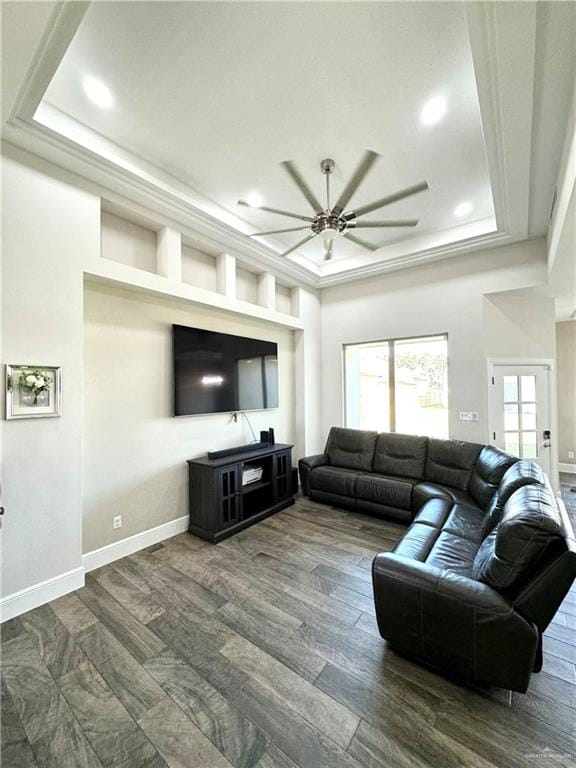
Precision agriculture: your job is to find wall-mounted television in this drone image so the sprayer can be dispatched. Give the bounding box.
[173,324,279,416]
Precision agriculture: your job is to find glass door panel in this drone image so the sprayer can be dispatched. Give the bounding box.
[394,336,449,438]
[345,343,390,432]
[489,365,551,475]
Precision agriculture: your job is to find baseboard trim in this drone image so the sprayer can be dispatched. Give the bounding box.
[0,567,85,623]
[0,516,190,622]
[82,515,189,573]
[559,463,576,475]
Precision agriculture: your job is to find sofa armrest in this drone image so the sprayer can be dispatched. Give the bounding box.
[372,553,538,692]
[298,454,329,497]
[373,553,512,613]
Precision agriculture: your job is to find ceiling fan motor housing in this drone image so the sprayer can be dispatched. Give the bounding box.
[312,212,348,239]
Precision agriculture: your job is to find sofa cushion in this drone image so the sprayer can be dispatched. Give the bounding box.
[414,499,485,542]
[356,474,414,511]
[357,500,412,525]
[473,484,563,592]
[480,460,546,539]
[372,433,428,480]
[414,498,453,529]
[468,446,518,510]
[425,532,478,578]
[425,438,483,492]
[413,481,480,512]
[311,489,356,510]
[309,466,359,496]
[442,504,485,543]
[325,427,377,471]
[393,522,439,561]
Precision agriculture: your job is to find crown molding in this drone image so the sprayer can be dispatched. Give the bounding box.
[318,230,513,287]
[465,2,538,242]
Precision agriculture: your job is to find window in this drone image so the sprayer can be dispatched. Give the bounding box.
[344,334,449,438]
[502,374,537,458]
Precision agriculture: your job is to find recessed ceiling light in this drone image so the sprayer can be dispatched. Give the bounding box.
[245,192,263,208]
[83,76,113,109]
[420,96,447,126]
[454,201,473,218]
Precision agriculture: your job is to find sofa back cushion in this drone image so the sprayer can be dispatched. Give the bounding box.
[468,446,518,510]
[480,460,546,539]
[325,427,377,471]
[424,438,483,491]
[372,433,428,479]
[472,484,563,592]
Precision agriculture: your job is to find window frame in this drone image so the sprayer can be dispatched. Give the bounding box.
[342,332,449,437]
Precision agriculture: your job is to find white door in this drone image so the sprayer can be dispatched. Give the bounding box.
[488,364,552,476]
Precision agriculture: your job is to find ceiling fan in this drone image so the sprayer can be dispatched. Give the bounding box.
[238,150,429,260]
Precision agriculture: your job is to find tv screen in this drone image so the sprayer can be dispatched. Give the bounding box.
[173,324,279,416]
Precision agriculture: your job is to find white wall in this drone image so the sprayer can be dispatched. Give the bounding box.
[483,292,556,359]
[1,150,100,601]
[236,266,259,305]
[0,146,316,619]
[557,320,576,468]
[181,244,217,291]
[101,211,157,273]
[320,239,549,446]
[83,281,295,552]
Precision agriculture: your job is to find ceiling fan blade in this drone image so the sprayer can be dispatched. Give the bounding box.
[348,181,429,219]
[332,150,379,215]
[353,219,419,228]
[281,161,323,213]
[238,200,314,222]
[344,232,378,252]
[249,226,310,236]
[323,239,334,261]
[281,233,317,257]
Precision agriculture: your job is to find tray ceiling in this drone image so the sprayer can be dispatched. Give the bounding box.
[4,1,575,285]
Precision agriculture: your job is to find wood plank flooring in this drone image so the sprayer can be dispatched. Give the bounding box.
[2,479,576,768]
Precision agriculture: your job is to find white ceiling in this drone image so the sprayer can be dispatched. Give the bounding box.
[3,1,575,287]
[41,1,495,265]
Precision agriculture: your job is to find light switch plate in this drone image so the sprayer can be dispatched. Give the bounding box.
[459,411,479,422]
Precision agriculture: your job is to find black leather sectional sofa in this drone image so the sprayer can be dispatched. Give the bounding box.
[299,428,576,692]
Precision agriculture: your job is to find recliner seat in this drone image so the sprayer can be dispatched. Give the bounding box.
[299,427,576,692]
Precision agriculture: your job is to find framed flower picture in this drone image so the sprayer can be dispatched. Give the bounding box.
[5,365,62,420]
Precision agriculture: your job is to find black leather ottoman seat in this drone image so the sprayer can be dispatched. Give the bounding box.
[299,427,576,692]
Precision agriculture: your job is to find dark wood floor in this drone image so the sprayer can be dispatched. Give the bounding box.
[2,478,576,768]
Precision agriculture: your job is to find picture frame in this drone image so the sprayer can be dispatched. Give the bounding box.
[5,365,62,420]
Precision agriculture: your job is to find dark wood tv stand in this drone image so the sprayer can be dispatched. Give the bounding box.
[187,444,295,542]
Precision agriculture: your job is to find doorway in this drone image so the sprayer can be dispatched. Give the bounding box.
[487,361,554,477]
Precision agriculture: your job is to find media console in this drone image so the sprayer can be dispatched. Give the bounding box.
[187,443,295,542]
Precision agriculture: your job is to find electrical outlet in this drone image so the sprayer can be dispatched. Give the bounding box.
[113,515,122,530]
[569,451,575,459]
[459,412,479,422]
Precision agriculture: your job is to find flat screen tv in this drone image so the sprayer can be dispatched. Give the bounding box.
[173,324,279,416]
